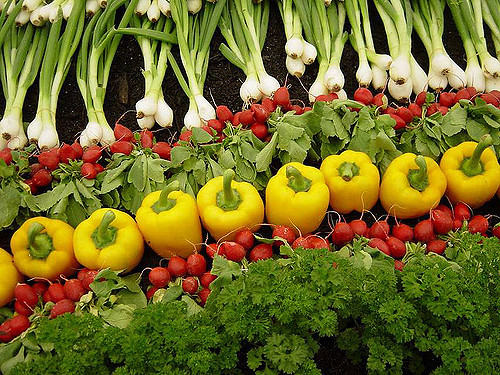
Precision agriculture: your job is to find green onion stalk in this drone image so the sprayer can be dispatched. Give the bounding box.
[481,0,500,90]
[169,0,227,128]
[77,0,142,147]
[0,15,48,149]
[130,13,174,129]
[293,0,348,102]
[277,0,317,78]
[26,2,85,149]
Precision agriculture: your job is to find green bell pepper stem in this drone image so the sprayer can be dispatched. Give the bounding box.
[27,223,54,260]
[286,166,312,193]
[216,169,242,211]
[338,161,360,181]
[152,181,180,213]
[92,210,118,249]
[460,134,493,177]
[407,155,429,192]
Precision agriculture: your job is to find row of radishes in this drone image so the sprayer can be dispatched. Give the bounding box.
[0,269,99,343]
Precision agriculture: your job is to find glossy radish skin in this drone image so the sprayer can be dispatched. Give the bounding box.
[186,253,207,277]
[273,87,291,107]
[198,288,211,307]
[168,257,188,278]
[431,210,453,234]
[392,223,414,242]
[200,272,217,289]
[222,242,246,262]
[249,244,273,262]
[368,238,390,255]
[272,225,297,246]
[349,220,369,237]
[48,283,66,303]
[331,222,354,247]
[369,221,390,240]
[396,107,413,123]
[149,267,171,288]
[14,284,38,308]
[235,229,254,250]
[386,236,406,259]
[427,239,446,255]
[292,236,312,249]
[390,114,406,130]
[354,87,373,105]
[63,279,86,302]
[50,299,75,319]
[468,215,489,235]
[182,277,199,294]
[216,105,234,123]
[414,220,435,243]
[454,202,471,221]
[436,204,453,218]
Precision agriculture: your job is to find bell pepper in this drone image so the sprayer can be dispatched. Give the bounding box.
[266,162,329,235]
[379,153,447,219]
[10,217,78,280]
[320,150,380,214]
[73,208,144,272]
[439,135,500,209]
[197,169,264,241]
[0,248,22,307]
[136,181,203,259]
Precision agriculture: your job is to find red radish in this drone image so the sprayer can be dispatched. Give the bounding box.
[331,222,355,247]
[383,107,397,115]
[390,114,406,130]
[396,107,413,123]
[140,130,154,149]
[182,277,199,294]
[216,105,233,123]
[63,279,86,302]
[438,106,449,115]
[392,223,414,242]
[58,143,77,164]
[303,106,312,112]
[480,93,499,106]
[33,169,53,187]
[490,90,500,100]
[251,123,269,140]
[493,224,500,240]
[114,124,134,142]
[431,209,453,234]
[146,286,159,300]
[386,236,406,258]
[77,268,90,282]
[273,87,291,107]
[82,146,102,164]
[217,134,226,143]
[205,243,220,259]
[235,228,254,250]
[50,299,75,319]
[272,225,297,246]
[198,288,211,307]
[0,148,12,165]
[427,239,446,255]
[81,269,99,291]
[15,300,33,316]
[152,142,172,160]
[94,164,104,174]
[354,87,373,105]
[454,202,471,221]
[232,112,241,126]
[414,220,435,243]
[416,91,427,106]
[250,103,270,123]
[14,284,38,308]
[202,125,213,135]
[468,215,489,235]
[316,93,338,102]
[455,88,471,103]
[179,130,192,142]
[290,104,304,115]
[38,149,59,170]
[308,236,330,249]
[394,260,405,271]
[25,179,37,194]
[81,163,97,179]
[373,92,388,109]
[426,103,440,116]
[292,236,312,249]
[9,315,30,336]
[42,290,51,304]
[200,272,217,289]
[262,97,277,113]
[408,103,422,118]
[48,283,66,303]
[368,238,390,255]
[168,256,188,277]
[207,119,225,134]
[110,141,134,155]
[349,219,369,237]
[0,320,13,343]
[239,110,255,126]
[222,242,246,262]
[32,282,48,296]
[71,142,83,159]
[369,221,390,240]
[148,267,170,288]
[29,163,44,176]
[436,204,453,218]
[186,253,207,277]
[249,244,273,262]
[452,218,463,231]
[439,92,456,107]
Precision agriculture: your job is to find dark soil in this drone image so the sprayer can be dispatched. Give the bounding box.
[1,2,499,374]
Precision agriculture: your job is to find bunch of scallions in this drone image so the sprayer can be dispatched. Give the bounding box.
[218,0,280,104]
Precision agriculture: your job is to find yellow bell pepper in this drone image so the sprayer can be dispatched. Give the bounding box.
[0,248,22,307]
[10,217,79,280]
[439,135,500,209]
[136,181,203,259]
[73,208,144,272]
[265,162,329,235]
[379,153,447,219]
[197,169,264,241]
[320,150,380,214]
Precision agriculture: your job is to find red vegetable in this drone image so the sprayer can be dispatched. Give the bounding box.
[152,142,172,160]
[290,104,304,115]
[493,225,500,240]
[0,320,13,342]
[114,124,134,142]
[272,225,296,246]
[198,288,211,306]
[439,92,456,107]
[373,93,388,109]
[0,148,12,165]
[454,202,471,221]
[354,87,373,105]
[480,93,499,106]
[205,243,220,259]
[454,88,471,103]
[81,163,97,179]
[58,143,77,164]
[452,218,463,231]
[63,279,86,302]
[71,142,83,159]
[392,223,414,242]
[110,141,134,155]
[182,277,199,294]
[408,103,422,118]
[273,87,291,107]
[32,282,48,296]
[262,97,277,113]
[38,149,59,170]
[251,123,268,140]
[29,163,44,176]
[394,260,405,271]
[82,146,102,164]
[331,222,354,247]
[33,169,53,187]
[349,219,369,237]
[250,103,270,123]
[390,114,406,130]
[222,242,246,262]
[14,284,38,308]
[235,228,254,250]
[249,244,273,262]
[426,103,440,116]
[50,299,75,319]
[9,315,30,336]
[81,269,100,291]
[216,105,234,123]
[416,91,427,106]
[14,300,33,316]
[435,204,453,218]
[179,130,192,142]
[48,283,66,303]
[94,163,104,174]
[468,215,488,235]
[369,221,390,240]
[307,236,330,249]
[167,257,188,278]
[186,253,207,277]
[368,238,390,255]
[140,130,154,149]
[148,267,170,288]
[239,110,255,126]
[200,272,217,289]
[146,286,159,300]
[426,239,446,255]
[207,119,225,134]
[414,220,435,243]
[431,209,453,234]
[292,236,312,249]
[386,236,406,258]
[396,107,413,124]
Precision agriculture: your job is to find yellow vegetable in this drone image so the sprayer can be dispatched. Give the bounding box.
[379,153,447,219]
[0,248,22,307]
[136,181,203,259]
[320,150,380,214]
[73,209,144,272]
[440,135,500,208]
[10,217,78,280]
[265,162,329,235]
[197,169,264,241]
